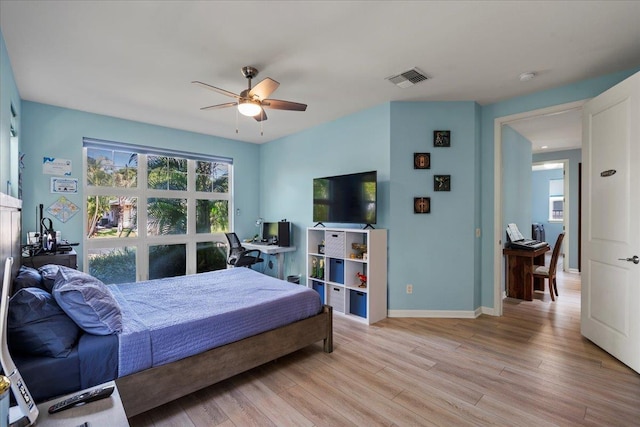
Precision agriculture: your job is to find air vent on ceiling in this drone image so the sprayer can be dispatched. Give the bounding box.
[386,67,429,88]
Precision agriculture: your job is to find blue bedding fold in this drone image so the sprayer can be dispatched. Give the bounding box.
[14,332,118,402]
[78,332,118,389]
[112,268,321,376]
[14,348,81,402]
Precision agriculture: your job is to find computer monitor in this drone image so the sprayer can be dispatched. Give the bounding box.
[262,222,290,247]
[262,222,278,242]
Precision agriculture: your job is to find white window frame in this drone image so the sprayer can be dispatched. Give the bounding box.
[549,195,564,222]
[548,178,564,222]
[83,139,232,281]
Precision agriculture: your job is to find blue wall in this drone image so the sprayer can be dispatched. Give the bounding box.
[20,101,261,269]
[260,100,480,312]
[1,29,21,199]
[533,149,581,269]
[388,101,479,312]
[502,126,533,238]
[258,104,391,279]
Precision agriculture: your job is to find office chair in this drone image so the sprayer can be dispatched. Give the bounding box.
[224,232,264,268]
[533,232,565,301]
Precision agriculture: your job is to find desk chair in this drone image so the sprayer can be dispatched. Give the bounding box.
[533,232,565,301]
[225,232,264,268]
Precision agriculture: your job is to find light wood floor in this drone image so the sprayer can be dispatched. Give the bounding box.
[129,269,640,426]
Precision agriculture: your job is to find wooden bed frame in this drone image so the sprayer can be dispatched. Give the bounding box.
[1,193,333,419]
[116,304,332,417]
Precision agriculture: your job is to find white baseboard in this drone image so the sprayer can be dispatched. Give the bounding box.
[388,309,479,319]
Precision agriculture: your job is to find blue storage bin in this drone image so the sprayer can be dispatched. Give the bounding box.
[312,280,325,305]
[329,258,344,284]
[349,290,367,318]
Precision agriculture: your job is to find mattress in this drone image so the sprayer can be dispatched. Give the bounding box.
[112,267,321,376]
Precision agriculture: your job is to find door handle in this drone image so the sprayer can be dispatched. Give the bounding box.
[618,255,639,264]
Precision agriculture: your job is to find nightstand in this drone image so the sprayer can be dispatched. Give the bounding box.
[35,381,129,426]
[22,249,77,269]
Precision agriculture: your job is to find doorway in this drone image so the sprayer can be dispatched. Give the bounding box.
[493,100,585,315]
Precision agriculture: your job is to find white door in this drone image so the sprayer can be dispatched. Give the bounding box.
[581,71,640,373]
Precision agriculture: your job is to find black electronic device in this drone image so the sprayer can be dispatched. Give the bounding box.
[312,171,377,226]
[47,384,115,414]
[262,221,291,247]
[506,223,548,250]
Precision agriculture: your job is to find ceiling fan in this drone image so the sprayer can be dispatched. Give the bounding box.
[192,66,307,122]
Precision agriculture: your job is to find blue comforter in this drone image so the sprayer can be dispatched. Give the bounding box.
[110,268,321,377]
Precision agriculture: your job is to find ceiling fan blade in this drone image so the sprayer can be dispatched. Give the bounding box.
[262,99,307,111]
[249,78,280,100]
[192,81,241,99]
[200,102,237,111]
[253,109,268,122]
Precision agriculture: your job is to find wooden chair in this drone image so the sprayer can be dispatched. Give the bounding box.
[533,232,565,301]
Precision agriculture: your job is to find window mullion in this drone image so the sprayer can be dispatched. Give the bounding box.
[138,154,149,281]
[186,160,196,275]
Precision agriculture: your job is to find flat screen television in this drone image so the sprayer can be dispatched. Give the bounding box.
[313,171,377,225]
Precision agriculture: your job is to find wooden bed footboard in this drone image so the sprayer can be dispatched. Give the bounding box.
[116,304,333,417]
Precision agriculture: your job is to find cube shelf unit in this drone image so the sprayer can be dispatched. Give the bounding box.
[306,227,387,324]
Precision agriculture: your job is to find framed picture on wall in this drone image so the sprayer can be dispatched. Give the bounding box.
[433,130,451,147]
[414,153,431,169]
[414,197,431,214]
[434,175,451,191]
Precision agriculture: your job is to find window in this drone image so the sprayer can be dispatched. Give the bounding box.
[83,138,232,284]
[549,178,564,222]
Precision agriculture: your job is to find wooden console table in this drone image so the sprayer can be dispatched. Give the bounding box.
[503,245,550,300]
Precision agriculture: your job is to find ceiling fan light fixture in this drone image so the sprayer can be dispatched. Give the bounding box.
[238,99,262,117]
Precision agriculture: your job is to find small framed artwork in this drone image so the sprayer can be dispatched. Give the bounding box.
[434,175,451,191]
[414,152,431,169]
[414,197,431,214]
[433,130,451,147]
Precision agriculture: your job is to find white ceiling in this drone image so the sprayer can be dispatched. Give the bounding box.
[1,1,639,145]
[508,108,584,153]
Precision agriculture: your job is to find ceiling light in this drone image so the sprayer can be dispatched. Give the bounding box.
[541,145,548,149]
[237,99,262,117]
[519,72,536,82]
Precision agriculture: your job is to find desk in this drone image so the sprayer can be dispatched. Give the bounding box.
[35,381,129,426]
[503,245,550,300]
[243,243,296,280]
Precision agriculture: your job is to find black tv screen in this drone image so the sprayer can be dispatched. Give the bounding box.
[313,171,377,225]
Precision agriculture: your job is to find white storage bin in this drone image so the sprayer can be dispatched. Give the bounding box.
[328,286,345,313]
[324,231,345,258]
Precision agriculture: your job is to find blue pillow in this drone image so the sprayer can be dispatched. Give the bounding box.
[38,264,64,293]
[13,265,44,292]
[8,287,80,358]
[52,267,122,335]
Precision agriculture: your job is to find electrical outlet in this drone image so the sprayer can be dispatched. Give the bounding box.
[406,284,413,294]
[475,228,481,237]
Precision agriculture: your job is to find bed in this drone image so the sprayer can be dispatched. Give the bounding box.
[1,193,333,418]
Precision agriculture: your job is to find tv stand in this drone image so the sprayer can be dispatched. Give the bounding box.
[313,222,326,228]
[363,224,375,230]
